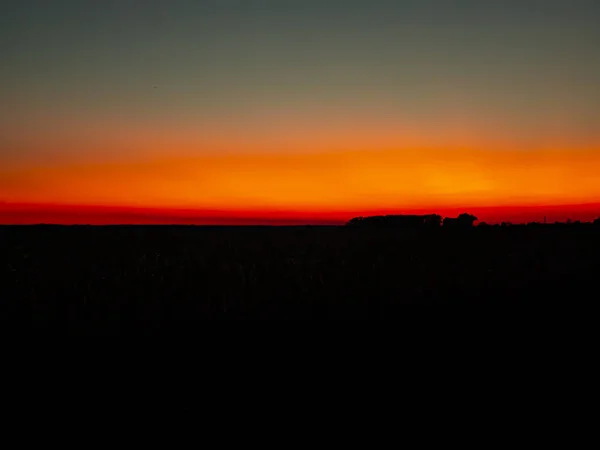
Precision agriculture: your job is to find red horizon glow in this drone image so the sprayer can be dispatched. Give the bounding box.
[2,201,599,225]
[3,148,600,224]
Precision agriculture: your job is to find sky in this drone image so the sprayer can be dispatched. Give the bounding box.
[1,0,600,224]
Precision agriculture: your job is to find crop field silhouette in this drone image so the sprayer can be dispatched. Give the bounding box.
[1,223,598,330]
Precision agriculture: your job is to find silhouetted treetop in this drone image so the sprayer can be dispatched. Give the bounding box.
[443,213,478,228]
[343,213,600,228]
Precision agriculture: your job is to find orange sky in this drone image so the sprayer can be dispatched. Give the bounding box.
[2,107,600,224]
[2,144,600,224]
[3,1,600,224]
[4,92,600,222]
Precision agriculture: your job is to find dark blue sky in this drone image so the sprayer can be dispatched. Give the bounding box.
[2,0,600,161]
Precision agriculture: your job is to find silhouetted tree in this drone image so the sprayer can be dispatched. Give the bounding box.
[346,217,364,227]
[443,213,478,228]
[457,213,478,226]
[443,217,455,227]
[424,214,442,227]
[594,217,600,226]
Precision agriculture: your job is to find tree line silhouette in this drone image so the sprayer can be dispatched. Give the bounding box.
[346,213,600,228]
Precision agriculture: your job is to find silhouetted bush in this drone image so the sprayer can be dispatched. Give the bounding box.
[443,213,478,228]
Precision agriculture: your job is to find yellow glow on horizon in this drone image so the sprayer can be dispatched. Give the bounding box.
[3,147,600,213]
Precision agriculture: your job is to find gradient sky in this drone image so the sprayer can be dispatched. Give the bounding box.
[2,0,600,223]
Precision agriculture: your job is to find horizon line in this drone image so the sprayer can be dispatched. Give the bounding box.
[2,201,600,225]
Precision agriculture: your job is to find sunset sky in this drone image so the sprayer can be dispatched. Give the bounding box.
[2,0,600,224]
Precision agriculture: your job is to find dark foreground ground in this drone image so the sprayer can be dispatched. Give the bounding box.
[1,225,598,327]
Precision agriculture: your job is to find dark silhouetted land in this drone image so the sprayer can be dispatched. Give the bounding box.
[2,218,599,330]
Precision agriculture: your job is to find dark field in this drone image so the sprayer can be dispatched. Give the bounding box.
[1,225,598,327]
